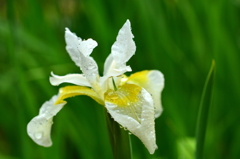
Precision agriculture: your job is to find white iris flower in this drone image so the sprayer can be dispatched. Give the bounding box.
[27,20,164,154]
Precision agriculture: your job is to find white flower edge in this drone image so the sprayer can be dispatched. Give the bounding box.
[146,70,164,118]
[27,95,66,147]
[105,87,157,154]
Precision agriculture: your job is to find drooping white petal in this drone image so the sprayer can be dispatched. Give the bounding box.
[147,71,164,118]
[127,70,164,118]
[103,20,136,78]
[104,84,157,154]
[65,28,82,67]
[49,72,91,87]
[27,95,65,147]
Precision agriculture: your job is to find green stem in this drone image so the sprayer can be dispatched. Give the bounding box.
[105,110,132,159]
[112,77,118,91]
[195,60,215,159]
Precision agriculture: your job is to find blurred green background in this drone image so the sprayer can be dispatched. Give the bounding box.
[1,0,240,158]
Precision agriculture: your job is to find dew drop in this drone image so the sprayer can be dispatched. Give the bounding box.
[34,132,43,140]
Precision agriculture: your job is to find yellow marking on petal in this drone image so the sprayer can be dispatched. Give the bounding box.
[126,70,150,87]
[55,86,104,105]
[104,84,141,107]
[104,84,143,122]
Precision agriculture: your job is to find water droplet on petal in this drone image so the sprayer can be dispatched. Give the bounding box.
[34,132,43,140]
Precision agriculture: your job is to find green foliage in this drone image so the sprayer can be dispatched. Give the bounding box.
[0,0,240,158]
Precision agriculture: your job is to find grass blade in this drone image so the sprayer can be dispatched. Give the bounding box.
[195,60,215,159]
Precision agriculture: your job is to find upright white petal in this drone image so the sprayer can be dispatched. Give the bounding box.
[103,20,136,78]
[50,72,91,87]
[27,95,65,147]
[103,54,132,77]
[77,38,99,83]
[111,19,136,66]
[65,28,100,92]
[78,46,100,93]
[65,28,82,67]
[103,54,114,76]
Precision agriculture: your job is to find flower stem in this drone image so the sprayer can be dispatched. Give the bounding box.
[105,110,132,159]
[112,77,118,91]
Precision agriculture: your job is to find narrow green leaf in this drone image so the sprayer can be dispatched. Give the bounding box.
[105,110,132,159]
[195,60,215,159]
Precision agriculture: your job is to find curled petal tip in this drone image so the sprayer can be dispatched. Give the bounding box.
[27,95,65,147]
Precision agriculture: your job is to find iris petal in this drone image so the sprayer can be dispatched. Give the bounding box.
[127,70,164,118]
[27,95,65,147]
[65,28,100,93]
[78,50,100,93]
[50,72,91,87]
[111,19,136,66]
[104,84,157,154]
[103,20,135,79]
[65,28,82,67]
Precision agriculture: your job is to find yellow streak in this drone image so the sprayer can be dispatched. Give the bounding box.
[127,70,149,86]
[104,84,141,107]
[55,86,104,105]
